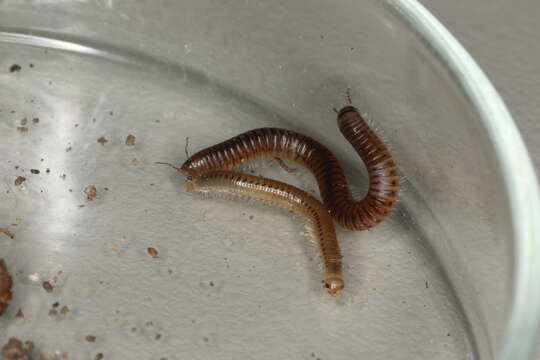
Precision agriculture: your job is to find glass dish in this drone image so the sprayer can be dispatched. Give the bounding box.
[0,0,538,359]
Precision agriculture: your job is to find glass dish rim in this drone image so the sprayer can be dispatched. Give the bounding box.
[385,1,540,359]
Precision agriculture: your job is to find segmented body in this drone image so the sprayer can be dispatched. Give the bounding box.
[181,106,399,230]
[186,170,344,295]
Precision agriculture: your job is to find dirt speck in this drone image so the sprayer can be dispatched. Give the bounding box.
[0,259,13,316]
[32,118,39,124]
[95,353,104,360]
[20,118,27,126]
[0,229,15,239]
[60,305,70,315]
[52,302,59,308]
[209,281,214,287]
[125,134,136,146]
[202,336,209,344]
[131,158,140,166]
[42,281,54,293]
[154,334,162,341]
[30,169,40,174]
[65,146,72,152]
[48,309,58,317]
[1,338,33,359]
[84,185,97,201]
[14,176,26,186]
[97,137,108,146]
[14,309,24,319]
[147,247,159,258]
[249,215,254,220]
[85,335,96,343]
[9,64,21,73]
[17,126,28,134]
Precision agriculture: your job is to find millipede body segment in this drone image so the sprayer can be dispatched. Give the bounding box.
[181,106,399,230]
[186,170,344,295]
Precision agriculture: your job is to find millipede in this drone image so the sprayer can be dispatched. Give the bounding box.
[185,170,344,295]
[179,102,399,231]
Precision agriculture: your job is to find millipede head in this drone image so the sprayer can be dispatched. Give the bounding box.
[324,276,344,296]
[336,105,357,118]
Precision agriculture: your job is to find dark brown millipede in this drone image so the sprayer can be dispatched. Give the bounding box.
[179,105,399,231]
[185,170,344,295]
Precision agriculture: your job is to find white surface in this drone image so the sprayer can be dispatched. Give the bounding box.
[420,1,540,358]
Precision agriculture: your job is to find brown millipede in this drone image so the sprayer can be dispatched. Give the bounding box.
[185,170,344,295]
[179,106,399,230]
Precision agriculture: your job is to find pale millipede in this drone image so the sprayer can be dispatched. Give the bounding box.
[185,170,344,295]
[180,105,399,231]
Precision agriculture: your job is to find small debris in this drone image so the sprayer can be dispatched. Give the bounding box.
[60,305,70,315]
[52,302,59,308]
[0,259,13,316]
[30,169,40,174]
[42,281,54,293]
[65,146,72,152]
[95,353,104,360]
[147,247,159,258]
[425,281,429,289]
[249,215,254,220]
[17,126,28,134]
[109,111,113,116]
[125,134,136,146]
[14,176,26,186]
[29,64,34,68]
[154,334,162,341]
[0,228,15,239]
[84,185,97,201]
[48,309,58,317]
[97,137,108,146]
[14,309,24,319]
[20,118,27,126]
[131,158,140,166]
[209,281,214,287]
[32,118,39,124]
[1,338,33,360]
[46,169,50,174]
[202,336,209,344]
[85,335,96,343]
[9,64,21,73]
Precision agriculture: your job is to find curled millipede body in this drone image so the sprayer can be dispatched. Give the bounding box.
[0,259,13,316]
[186,170,344,295]
[180,107,399,230]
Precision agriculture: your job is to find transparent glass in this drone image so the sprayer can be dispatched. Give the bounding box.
[0,1,538,359]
